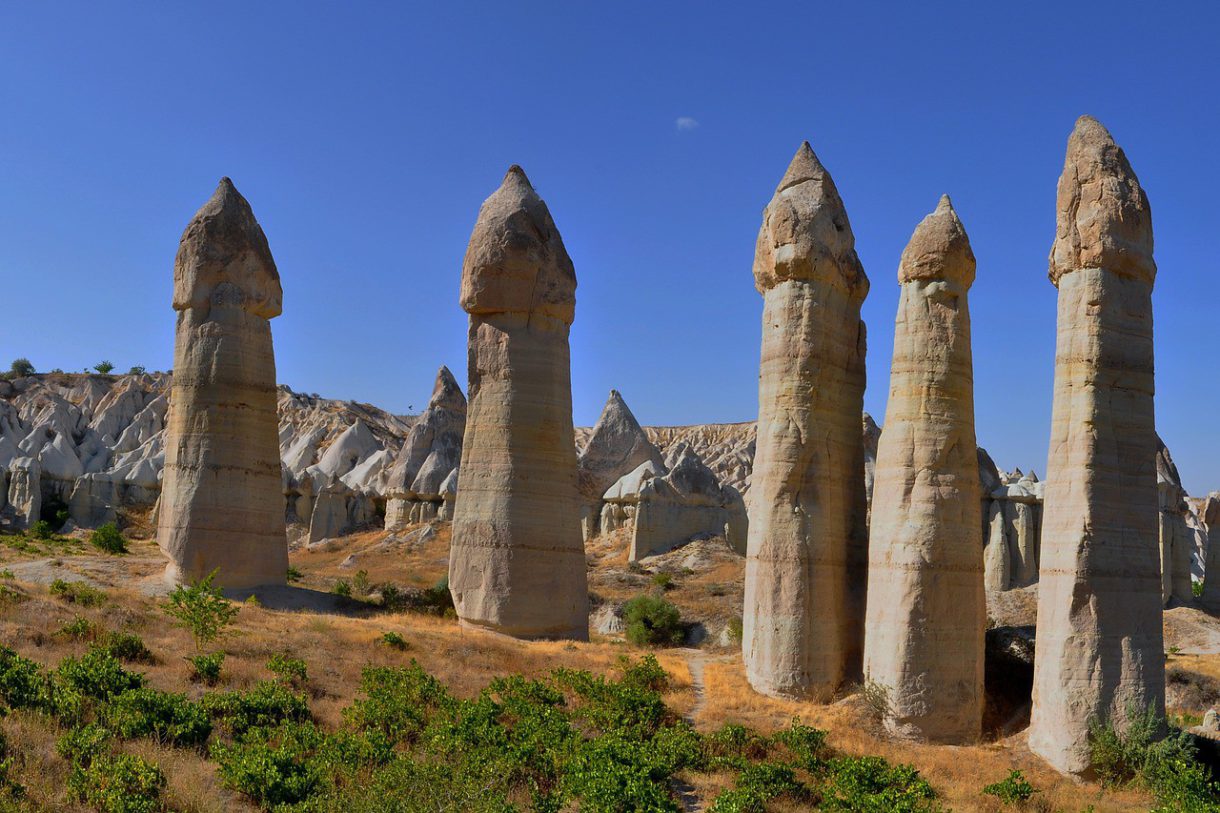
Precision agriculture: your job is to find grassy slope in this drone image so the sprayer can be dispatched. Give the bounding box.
[0,524,1182,811]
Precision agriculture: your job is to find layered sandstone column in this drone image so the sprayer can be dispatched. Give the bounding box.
[1029,117,1165,776]
[448,166,588,641]
[158,178,288,589]
[863,196,983,742]
[742,143,869,699]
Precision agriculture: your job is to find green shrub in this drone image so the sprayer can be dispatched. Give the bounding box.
[352,569,372,596]
[286,565,303,583]
[345,663,453,745]
[709,762,805,813]
[822,755,939,812]
[651,572,674,590]
[89,523,128,555]
[8,359,34,378]
[50,578,107,606]
[622,594,684,646]
[982,769,1037,804]
[104,687,212,747]
[212,721,327,807]
[58,616,100,641]
[128,366,146,376]
[29,520,53,540]
[49,648,144,719]
[332,580,352,597]
[69,750,166,813]
[268,653,308,686]
[706,722,770,769]
[93,361,115,375]
[203,680,310,739]
[380,631,408,650]
[1090,705,1220,809]
[1194,580,1205,599]
[772,719,828,771]
[56,723,113,765]
[0,646,48,711]
[105,631,154,664]
[163,570,238,652]
[727,615,744,643]
[189,652,224,685]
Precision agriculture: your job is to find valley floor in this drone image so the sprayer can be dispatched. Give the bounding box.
[1,521,1215,811]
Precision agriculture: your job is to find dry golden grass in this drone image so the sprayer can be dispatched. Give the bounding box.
[1,522,1217,811]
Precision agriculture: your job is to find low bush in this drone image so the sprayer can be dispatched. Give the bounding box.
[104,687,212,747]
[89,523,128,555]
[29,520,53,540]
[104,631,154,664]
[622,594,684,646]
[0,646,48,711]
[189,652,224,685]
[1090,705,1219,810]
[379,631,408,651]
[203,680,311,739]
[268,653,308,686]
[69,750,166,813]
[982,769,1037,804]
[49,578,107,607]
[58,616,101,641]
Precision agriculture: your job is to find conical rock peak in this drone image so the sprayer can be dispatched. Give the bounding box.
[753,141,868,299]
[1049,115,1154,285]
[460,165,577,324]
[173,177,282,319]
[898,195,976,286]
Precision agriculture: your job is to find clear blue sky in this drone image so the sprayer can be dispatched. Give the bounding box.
[2,3,1218,492]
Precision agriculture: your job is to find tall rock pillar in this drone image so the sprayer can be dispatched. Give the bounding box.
[448,166,589,641]
[863,196,983,742]
[158,179,288,589]
[742,143,869,699]
[1029,117,1164,775]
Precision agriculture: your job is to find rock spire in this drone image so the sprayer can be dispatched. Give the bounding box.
[157,178,288,588]
[1028,117,1164,775]
[742,142,870,699]
[448,166,589,640]
[863,196,984,742]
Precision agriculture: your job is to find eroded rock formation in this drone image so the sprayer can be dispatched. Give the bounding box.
[863,196,983,742]
[1028,117,1165,776]
[742,142,870,699]
[157,178,288,589]
[384,366,466,530]
[447,166,588,640]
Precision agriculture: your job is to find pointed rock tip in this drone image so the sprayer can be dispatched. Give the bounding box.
[936,194,953,211]
[777,140,827,190]
[503,164,534,189]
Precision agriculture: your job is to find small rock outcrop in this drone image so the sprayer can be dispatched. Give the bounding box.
[1156,438,1199,605]
[384,366,466,530]
[157,178,289,589]
[1029,117,1165,776]
[579,390,666,533]
[742,142,870,699]
[448,166,589,640]
[863,196,984,742]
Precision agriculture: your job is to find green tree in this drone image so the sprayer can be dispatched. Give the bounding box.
[8,358,34,377]
[93,361,115,375]
[163,570,239,652]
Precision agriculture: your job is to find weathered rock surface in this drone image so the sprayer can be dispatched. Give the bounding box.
[742,142,870,700]
[578,390,666,511]
[1157,438,1199,605]
[384,366,466,531]
[1029,117,1165,776]
[6,457,41,530]
[157,179,289,589]
[863,196,983,742]
[448,166,588,640]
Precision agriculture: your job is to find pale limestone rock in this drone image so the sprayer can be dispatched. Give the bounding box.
[384,366,466,530]
[448,166,588,640]
[984,501,1012,592]
[1029,117,1164,776]
[1156,439,1195,605]
[863,196,983,742]
[68,473,119,528]
[308,478,350,545]
[578,390,665,509]
[742,142,870,699]
[1005,500,1039,587]
[157,179,288,589]
[629,445,745,561]
[7,457,40,529]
